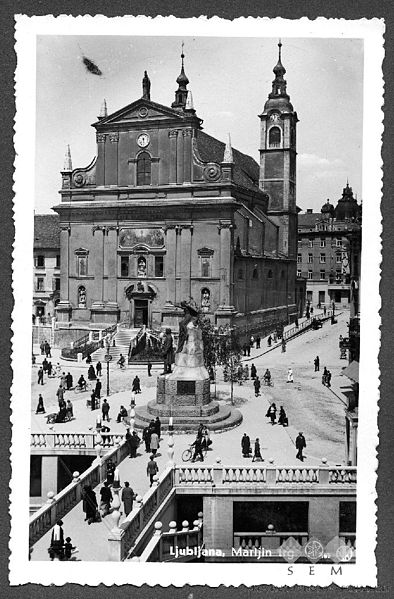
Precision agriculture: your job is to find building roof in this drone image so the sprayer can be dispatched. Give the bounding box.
[34,214,60,249]
[298,212,321,229]
[196,130,262,194]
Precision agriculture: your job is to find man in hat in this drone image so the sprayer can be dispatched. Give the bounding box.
[295,432,306,461]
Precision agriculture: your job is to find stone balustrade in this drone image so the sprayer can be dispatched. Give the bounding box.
[30,432,126,453]
[29,441,129,546]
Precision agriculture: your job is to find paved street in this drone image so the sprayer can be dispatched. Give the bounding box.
[30,309,352,561]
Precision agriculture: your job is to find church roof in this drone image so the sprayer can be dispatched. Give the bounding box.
[34,214,60,249]
[196,130,261,194]
[298,212,321,229]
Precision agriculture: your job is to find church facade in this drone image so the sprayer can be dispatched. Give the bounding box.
[54,45,298,336]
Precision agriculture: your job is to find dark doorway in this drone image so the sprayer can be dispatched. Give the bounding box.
[176,495,203,530]
[57,456,95,493]
[134,299,149,327]
[233,501,309,533]
[334,291,341,303]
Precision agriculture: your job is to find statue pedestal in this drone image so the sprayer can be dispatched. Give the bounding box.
[135,321,242,433]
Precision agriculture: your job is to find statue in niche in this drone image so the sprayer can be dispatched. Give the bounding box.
[78,286,86,308]
[201,288,211,312]
[137,256,147,277]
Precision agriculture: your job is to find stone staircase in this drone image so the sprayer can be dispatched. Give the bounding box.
[91,327,140,362]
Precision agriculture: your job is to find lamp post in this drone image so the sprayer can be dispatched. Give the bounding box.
[104,338,112,395]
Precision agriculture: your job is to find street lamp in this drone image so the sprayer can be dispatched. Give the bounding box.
[104,336,112,396]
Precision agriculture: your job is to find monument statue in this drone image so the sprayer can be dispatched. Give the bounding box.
[176,300,199,353]
[160,328,174,374]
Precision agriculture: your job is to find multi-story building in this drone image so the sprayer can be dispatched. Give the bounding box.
[53,45,299,338]
[32,214,61,322]
[297,183,362,309]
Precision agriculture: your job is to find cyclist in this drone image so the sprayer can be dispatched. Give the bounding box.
[77,374,87,391]
[118,354,126,369]
[191,435,204,463]
[263,369,272,386]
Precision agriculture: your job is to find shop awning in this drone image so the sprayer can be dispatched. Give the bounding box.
[341,360,359,384]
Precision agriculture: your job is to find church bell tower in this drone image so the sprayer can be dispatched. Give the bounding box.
[259,41,298,259]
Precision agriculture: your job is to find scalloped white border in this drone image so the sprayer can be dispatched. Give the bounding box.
[11,14,383,587]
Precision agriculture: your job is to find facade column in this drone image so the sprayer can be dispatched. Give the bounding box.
[219,223,233,307]
[176,130,184,184]
[168,130,178,184]
[60,226,70,302]
[105,227,119,305]
[165,226,177,304]
[96,133,106,186]
[41,456,58,501]
[180,225,193,301]
[93,226,105,304]
[183,129,192,182]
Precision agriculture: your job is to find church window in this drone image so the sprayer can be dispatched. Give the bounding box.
[121,256,129,277]
[267,269,273,279]
[252,267,258,280]
[154,256,164,277]
[77,255,88,277]
[78,286,86,308]
[269,127,281,148]
[136,151,151,186]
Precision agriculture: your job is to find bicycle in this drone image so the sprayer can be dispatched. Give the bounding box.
[263,378,274,387]
[181,444,208,463]
[117,362,126,370]
[74,383,89,394]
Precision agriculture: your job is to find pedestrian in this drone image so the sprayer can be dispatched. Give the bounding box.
[310,306,314,316]
[247,344,251,357]
[102,398,110,421]
[130,431,140,458]
[243,365,249,380]
[287,368,294,383]
[147,455,159,486]
[132,375,141,394]
[250,363,257,379]
[99,481,112,517]
[117,405,128,423]
[106,459,116,485]
[237,364,244,385]
[86,354,92,365]
[143,426,151,453]
[55,362,61,377]
[125,428,132,456]
[35,393,45,414]
[267,335,272,347]
[37,367,44,385]
[323,306,327,316]
[96,361,102,377]
[281,338,286,353]
[268,405,276,425]
[48,520,65,560]
[121,482,135,516]
[314,356,320,372]
[250,335,255,348]
[147,360,152,377]
[40,340,45,355]
[47,361,53,377]
[64,537,77,560]
[82,485,99,524]
[273,332,277,343]
[56,385,65,405]
[322,366,329,386]
[263,368,272,386]
[150,430,159,456]
[295,432,306,461]
[191,435,204,462]
[42,358,48,373]
[326,370,332,388]
[88,365,96,380]
[256,335,261,349]
[253,376,261,397]
[241,432,251,458]
[278,406,288,426]
[155,416,161,439]
[65,372,73,390]
[100,425,111,446]
[95,379,102,400]
[45,342,52,358]
[90,390,96,411]
[252,438,263,462]
[66,399,73,419]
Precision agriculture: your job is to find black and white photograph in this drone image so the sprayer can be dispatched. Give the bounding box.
[11,15,382,587]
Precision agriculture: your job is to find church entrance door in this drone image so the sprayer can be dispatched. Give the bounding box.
[134,299,148,327]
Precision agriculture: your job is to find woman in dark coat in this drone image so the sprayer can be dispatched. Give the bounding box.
[88,365,96,380]
[241,433,251,457]
[106,460,116,485]
[250,364,257,379]
[82,485,98,524]
[36,394,45,414]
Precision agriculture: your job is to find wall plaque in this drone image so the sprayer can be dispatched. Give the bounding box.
[119,228,165,249]
[177,381,196,395]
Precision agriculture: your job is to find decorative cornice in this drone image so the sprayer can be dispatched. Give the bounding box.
[92,225,105,235]
[104,225,119,235]
[182,129,193,137]
[60,225,71,234]
[197,246,214,256]
[217,222,233,232]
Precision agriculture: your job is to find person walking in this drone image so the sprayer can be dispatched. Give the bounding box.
[241,433,251,458]
[65,372,73,390]
[147,360,152,377]
[95,379,102,400]
[106,459,116,485]
[132,375,141,394]
[47,362,53,377]
[253,375,261,397]
[102,398,110,421]
[246,344,251,357]
[268,405,276,425]
[42,358,48,373]
[48,520,65,560]
[121,482,135,516]
[147,455,159,487]
[326,370,332,388]
[281,338,286,353]
[88,365,96,381]
[35,394,45,414]
[154,416,161,439]
[37,367,44,385]
[61,372,67,389]
[267,335,272,347]
[130,431,140,458]
[323,306,327,316]
[278,406,288,426]
[96,361,102,377]
[125,428,133,456]
[322,366,329,386]
[256,335,261,349]
[82,485,98,524]
[250,363,257,380]
[143,426,151,453]
[191,435,204,462]
[40,340,45,355]
[314,356,320,372]
[56,385,65,405]
[99,481,112,517]
[295,432,307,461]
[63,537,77,561]
[150,431,159,456]
[66,399,73,419]
[252,438,263,462]
[287,368,294,383]
[90,390,97,411]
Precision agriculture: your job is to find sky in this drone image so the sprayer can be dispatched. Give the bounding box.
[34,35,363,214]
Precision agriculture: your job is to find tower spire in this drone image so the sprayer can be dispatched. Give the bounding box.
[223,133,234,163]
[172,42,189,110]
[99,98,107,119]
[271,39,288,98]
[63,144,72,171]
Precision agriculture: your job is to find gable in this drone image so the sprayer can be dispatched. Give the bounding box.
[92,99,188,128]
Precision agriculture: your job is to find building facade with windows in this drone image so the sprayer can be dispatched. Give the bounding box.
[53,47,298,335]
[32,214,61,322]
[297,184,362,308]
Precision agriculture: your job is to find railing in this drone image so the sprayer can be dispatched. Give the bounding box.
[140,525,203,562]
[29,441,129,546]
[234,532,309,551]
[282,312,332,342]
[72,323,117,351]
[30,432,126,451]
[174,465,357,486]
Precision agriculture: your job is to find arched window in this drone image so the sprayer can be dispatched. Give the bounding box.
[267,269,273,279]
[78,286,86,308]
[252,267,259,280]
[269,127,281,148]
[137,152,151,186]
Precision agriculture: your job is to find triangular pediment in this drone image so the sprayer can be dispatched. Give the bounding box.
[92,99,188,128]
